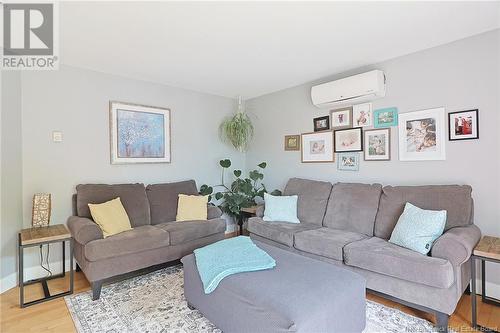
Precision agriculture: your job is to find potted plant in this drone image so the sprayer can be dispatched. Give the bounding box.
[199,159,280,234]
[219,97,254,152]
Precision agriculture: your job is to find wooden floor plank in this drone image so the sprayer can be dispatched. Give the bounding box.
[1,272,498,332]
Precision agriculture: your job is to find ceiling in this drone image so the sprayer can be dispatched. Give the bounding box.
[60,1,500,99]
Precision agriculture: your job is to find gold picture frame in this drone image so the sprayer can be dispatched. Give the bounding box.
[284,135,300,151]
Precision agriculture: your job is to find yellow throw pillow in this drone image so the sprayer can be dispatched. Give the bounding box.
[88,197,132,238]
[176,194,209,221]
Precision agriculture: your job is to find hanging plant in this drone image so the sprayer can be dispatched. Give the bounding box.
[219,97,254,152]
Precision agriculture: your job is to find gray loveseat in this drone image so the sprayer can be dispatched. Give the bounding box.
[67,180,226,300]
[248,178,481,331]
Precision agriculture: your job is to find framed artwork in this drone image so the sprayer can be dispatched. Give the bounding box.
[374,107,398,128]
[330,107,353,129]
[334,127,363,153]
[448,109,479,141]
[353,103,372,127]
[301,131,335,163]
[313,116,330,132]
[398,107,446,161]
[337,153,360,171]
[284,135,301,151]
[109,101,171,164]
[364,128,390,161]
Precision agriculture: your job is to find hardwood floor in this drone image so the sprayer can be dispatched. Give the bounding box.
[1,272,498,332]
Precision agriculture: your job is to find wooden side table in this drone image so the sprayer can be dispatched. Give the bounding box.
[18,224,74,307]
[471,236,500,332]
[238,206,258,236]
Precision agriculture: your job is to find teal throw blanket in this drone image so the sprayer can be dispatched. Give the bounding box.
[194,236,276,294]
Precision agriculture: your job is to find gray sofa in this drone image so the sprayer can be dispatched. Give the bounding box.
[67,180,226,300]
[248,178,481,331]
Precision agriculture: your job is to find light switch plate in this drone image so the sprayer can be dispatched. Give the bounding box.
[52,131,63,142]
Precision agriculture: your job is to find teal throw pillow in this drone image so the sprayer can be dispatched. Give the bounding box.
[389,202,447,255]
[263,193,300,224]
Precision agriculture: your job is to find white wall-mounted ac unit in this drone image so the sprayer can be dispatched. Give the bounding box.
[311,70,386,108]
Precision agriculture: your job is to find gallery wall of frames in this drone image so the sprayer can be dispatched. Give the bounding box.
[283,102,479,171]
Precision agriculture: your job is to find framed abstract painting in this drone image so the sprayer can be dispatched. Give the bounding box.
[109,101,171,164]
[398,107,446,161]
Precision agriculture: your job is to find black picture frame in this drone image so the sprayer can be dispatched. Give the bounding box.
[448,109,479,141]
[313,115,330,132]
[334,127,363,152]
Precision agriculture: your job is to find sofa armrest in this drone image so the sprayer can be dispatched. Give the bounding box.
[67,216,103,245]
[255,205,265,218]
[431,224,481,266]
[207,205,223,219]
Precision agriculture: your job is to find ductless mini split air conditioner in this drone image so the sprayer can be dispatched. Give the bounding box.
[311,70,386,108]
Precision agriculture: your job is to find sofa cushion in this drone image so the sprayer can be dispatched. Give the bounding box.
[76,183,150,227]
[155,218,226,245]
[247,217,321,247]
[323,183,382,236]
[283,178,332,225]
[294,227,367,261]
[344,237,454,288]
[374,185,473,239]
[146,180,199,224]
[84,225,169,262]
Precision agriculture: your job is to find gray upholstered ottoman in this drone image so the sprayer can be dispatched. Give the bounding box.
[181,241,366,333]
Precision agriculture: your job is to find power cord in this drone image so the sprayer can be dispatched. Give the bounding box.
[39,244,52,278]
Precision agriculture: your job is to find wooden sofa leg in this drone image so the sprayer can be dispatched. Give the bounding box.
[75,263,82,272]
[435,312,449,333]
[91,281,103,301]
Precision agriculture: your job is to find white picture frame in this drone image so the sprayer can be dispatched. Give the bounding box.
[109,101,171,164]
[353,103,373,127]
[398,107,446,161]
[301,131,335,163]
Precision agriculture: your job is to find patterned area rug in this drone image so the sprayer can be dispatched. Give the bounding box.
[65,266,443,333]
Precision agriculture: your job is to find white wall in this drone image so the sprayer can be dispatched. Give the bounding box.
[1,72,23,288]
[1,65,244,291]
[246,30,500,294]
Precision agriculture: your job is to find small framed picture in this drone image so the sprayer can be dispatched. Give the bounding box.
[353,103,372,127]
[337,153,360,171]
[448,109,479,141]
[313,116,330,132]
[374,107,398,128]
[284,135,301,151]
[334,127,363,153]
[330,107,353,129]
[398,107,446,161]
[364,128,390,161]
[301,131,335,163]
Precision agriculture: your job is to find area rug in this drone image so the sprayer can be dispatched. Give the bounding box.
[65,266,443,333]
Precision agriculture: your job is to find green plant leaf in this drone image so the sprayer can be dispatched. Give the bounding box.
[249,170,260,181]
[219,159,231,168]
[215,192,223,200]
[207,195,212,202]
[258,162,267,169]
[234,170,242,177]
[199,185,213,195]
[219,112,254,152]
[270,189,282,196]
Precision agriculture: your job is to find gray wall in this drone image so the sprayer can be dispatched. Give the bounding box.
[8,65,244,278]
[1,72,23,283]
[246,30,500,289]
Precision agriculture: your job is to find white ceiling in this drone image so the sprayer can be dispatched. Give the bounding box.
[60,1,500,99]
